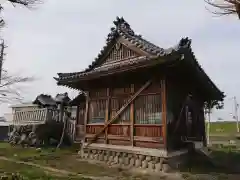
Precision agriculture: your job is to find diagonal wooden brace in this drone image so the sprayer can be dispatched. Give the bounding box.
[85,79,152,147]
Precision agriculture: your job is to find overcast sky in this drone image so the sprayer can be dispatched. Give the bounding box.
[0,0,239,121]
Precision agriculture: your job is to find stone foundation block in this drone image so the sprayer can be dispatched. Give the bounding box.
[155,162,162,172]
[135,159,142,168]
[124,157,130,166]
[89,154,94,160]
[99,153,104,161]
[113,155,119,164]
[129,157,135,167]
[108,155,114,163]
[94,154,99,160]
[162,163,170,173]
[81,147,176,173]
[147,162,155,171]
[104,155,108,162]
[141,160,148,169]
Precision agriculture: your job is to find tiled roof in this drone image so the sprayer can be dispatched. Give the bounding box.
[55,17,191,82]
[92,17,190,67]
[55,92,71,104]
[69,92,85,106]
[33,94,57,106]
[53,17,224,101]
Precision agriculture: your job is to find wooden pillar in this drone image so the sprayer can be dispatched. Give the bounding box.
[59,102,64,122]
[73,106,80,142]
[76,106,80,125]
[200,106,207,146]
[105,88,110,144]
[83,91,89,143]
[161,78,167,149]
[130,84,134,146]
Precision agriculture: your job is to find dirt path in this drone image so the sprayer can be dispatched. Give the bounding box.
[0,156,113,180]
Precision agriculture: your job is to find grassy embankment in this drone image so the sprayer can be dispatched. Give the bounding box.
[206,121,239,135]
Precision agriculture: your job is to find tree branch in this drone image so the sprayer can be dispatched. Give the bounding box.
[0,0,41,103]
[205,0,240,18]
[7,0,43,7]
[0,41,34,103]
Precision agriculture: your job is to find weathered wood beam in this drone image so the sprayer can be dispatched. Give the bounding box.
[76,106,80,124]
[161,78,167,148]
[85,79,152,147]
[105,88,110,144]
[130,84,134,146]
[83,91,89,144]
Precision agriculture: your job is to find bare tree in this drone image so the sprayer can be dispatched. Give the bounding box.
[0,40,34,103]
[0,0,41,103]
[0,0,42,24]
[205,0,240,18]
[7,0,41,6]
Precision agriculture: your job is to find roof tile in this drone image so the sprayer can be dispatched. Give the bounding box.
[54,16,191,82]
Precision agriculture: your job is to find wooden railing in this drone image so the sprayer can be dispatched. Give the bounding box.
[13,107,78,143]
[13,108,55,125]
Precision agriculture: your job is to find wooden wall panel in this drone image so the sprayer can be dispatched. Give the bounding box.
[82,79,165,149]
[134,141,163,149]
[108,125,130,136]
[135,125,163,137]
[135,81,161,95]
[108,139,131,146]
[86,124,105,134]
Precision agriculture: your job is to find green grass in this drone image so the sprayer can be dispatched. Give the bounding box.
[0,143,93,179]
[179,146,240,180]
[3,142,240,180]
[206,121,240,135]
[0,160,91,180]
[0,143,111,176]
[0,143,149,180]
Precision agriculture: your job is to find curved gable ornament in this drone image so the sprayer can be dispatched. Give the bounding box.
[115,42,121,51]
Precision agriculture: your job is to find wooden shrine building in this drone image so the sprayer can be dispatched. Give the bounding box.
[54,17,224,171]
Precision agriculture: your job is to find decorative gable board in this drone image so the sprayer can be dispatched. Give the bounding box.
[94,37,151,67]
[104,42,141,64]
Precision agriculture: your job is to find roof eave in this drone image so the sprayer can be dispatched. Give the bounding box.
[185,48,224,102]
[55,53,183,87]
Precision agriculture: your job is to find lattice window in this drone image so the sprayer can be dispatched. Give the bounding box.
[88,99,106,123]
[110,98,130,123]
[134,95,162,124]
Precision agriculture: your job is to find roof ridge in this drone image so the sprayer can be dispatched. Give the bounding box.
[84,16,165,72]
[54,17,193,80]
[114,16,135,36]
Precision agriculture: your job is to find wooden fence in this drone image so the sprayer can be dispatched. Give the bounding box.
[13,107,77,142]
[13,108,57,125]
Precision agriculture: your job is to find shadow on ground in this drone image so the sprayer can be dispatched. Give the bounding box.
[179,147,240,180]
